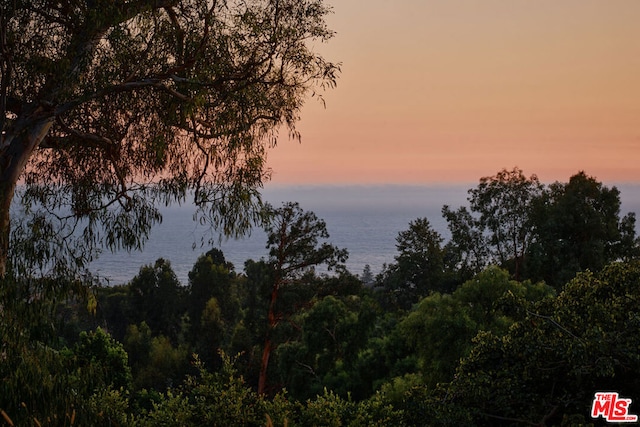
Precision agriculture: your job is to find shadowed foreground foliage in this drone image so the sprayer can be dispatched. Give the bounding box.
[1,171,638,425]
[3,259,639,426]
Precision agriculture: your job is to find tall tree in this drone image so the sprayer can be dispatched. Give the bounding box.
[468,167,543,280]
[187,248,236,334]
[0,0,339,279]
[128,258,184,342]
[443,167,543,281]
[258,201,347,394]
[528,171,638,287]
[441,205,489,281]
[395,218,447,292]
[376,217,449,310]
[275,293,377,401]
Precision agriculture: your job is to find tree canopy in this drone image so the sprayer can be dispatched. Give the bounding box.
[0,170,638,425]
[376,217,450,310]
[258,201,348,394]
[527,171,639,287]
[0,0,339,279]
[442,260,640,425]
[443,167,542,281]
[442,169,637,288]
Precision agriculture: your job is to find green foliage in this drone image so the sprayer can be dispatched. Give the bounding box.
[296,388,406,427]
[71,327,132,392]
[264,202,349,280]
[361,264,375,287]
[129,259,185,343]
[124,322,153,376]
[443,260,640,425]
[275,293,378,401]
[125,324,191,391]
[441,205,489,281]
[400,292,477,386]
[0,274,115,425]
[65,328,135,425]
[95,284,132,341]
[186,248,239,356]
[394,384,473,427]
[442,169,639,288]
[0,301,133,425]
[0,336,73,425]
[196,297,225,368]
[258,201,349,394]
[87,387,134,427]
[400,266,553,387]
[232,259,272,376]
[130,352,405,426]
[134,390,194,427]
[241,259,272,334]
[375,217,452,310]
[469,168,543,278]
[344,311,418,398]
[133,353,267,426]
[528,171,639,287]
[377,374,423,404]
[298,389,358,426]
[2,167,638,425]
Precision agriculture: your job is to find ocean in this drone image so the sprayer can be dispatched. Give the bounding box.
[89,184,640,286]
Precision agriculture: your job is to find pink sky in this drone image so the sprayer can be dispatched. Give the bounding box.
[266,0,640,185]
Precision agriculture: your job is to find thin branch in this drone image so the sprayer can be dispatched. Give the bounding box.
[295,360,320,380]
[192,115,210,206]
[195,114,279,134]
[526,310,586,344]
[53,116,117,148]
[155,81,190,101]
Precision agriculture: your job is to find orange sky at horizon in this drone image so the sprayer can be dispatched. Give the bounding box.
[265,0,640,185]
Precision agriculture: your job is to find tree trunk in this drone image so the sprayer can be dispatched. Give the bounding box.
[257,337,272,395]
[258,280,280,395]
[0,112,54,279]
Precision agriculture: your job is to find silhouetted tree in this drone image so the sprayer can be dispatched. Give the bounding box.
[258,202,348,394]
[1,0,339,279]
[527,171,638,287]
[456,168,543,280]
[128,258,184,342]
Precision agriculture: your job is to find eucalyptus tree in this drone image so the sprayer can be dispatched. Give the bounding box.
[0,0,339,279]
[258,201,348,394]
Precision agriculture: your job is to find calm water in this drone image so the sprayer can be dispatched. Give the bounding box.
[90,184,640,286]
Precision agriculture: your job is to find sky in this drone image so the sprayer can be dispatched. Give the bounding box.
[266,0,640,185]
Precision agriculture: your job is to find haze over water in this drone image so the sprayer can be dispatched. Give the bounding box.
[91,183,640,286]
